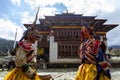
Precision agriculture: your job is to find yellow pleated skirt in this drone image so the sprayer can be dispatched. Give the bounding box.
[75,63,110,80]
[4,68,41,80]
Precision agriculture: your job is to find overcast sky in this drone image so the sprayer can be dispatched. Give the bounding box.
[0,0,120,47]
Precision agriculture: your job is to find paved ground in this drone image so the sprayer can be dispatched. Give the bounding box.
[0,68,120,80]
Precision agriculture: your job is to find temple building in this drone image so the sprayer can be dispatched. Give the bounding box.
[24,13,118,64]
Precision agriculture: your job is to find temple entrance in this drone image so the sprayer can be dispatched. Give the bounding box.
[37,47,49,62]
[44,47,49,62]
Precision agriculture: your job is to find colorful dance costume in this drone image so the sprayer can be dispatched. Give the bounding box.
[4,28,42,80]
[75,25,111,80]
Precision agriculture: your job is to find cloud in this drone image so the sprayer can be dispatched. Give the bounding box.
[0,0,120,46]
[24,0,68,9]
[107,26,120,46]
[23,0,119,16]
[21,11,34,24]
[11,0,21,6]
[0,18,23,41]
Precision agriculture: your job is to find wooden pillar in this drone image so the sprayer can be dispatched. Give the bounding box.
[104,35,109,54]
[100,35,109,54]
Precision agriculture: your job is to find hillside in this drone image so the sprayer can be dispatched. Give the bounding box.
[0,38,14,53]
[108,45,120,49]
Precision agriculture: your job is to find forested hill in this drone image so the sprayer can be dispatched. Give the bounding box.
[0,38,14,53]
[108,45,120,49]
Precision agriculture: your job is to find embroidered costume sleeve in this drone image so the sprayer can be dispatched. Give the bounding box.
[78,39,111,79]
[15,40,37,78]
[15,47,27,67]
[76,24,111,80]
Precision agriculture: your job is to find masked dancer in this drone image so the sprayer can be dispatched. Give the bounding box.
[75,23,111,80]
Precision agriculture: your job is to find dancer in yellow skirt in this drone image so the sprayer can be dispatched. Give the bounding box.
[4,8,42,80]
[75,23,111,80]
[4,27,42,80]
[4,28,42,80]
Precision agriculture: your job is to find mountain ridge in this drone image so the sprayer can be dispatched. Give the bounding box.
[108,45,120,49]
[0,38,14,53]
